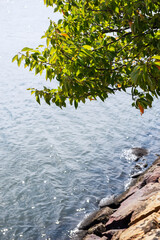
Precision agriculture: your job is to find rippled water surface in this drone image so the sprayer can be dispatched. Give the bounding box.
[0,1,160,239]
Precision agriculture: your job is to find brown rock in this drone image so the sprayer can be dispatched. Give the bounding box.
[102,229,122,239]
[87,222,106,235]
[105,183,160,231]
[117,211,160,240]
[83,234,101,240]
[130,192,160,225]
[146,171,160,184]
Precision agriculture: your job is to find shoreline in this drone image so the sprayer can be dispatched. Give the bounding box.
[72,155,160,240]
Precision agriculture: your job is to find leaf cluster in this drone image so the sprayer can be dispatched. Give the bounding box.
[13,0,160,113]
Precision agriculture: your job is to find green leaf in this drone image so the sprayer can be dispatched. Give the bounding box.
[12,55,18,62]
[21,47,33,52]
[17,57,22,67]
[46,38,50,47]
[13,0,160,112]
[74,100,78,109]
[36,95,40,104]
[82,45,92,50]
[131,66,141,84]
[155,62,160,66]
[58,19,63,25]
[152,55,160,60]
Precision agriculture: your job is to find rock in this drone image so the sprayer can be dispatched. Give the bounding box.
[78,207,114,230]
[102,229,121,239]
[80,157,160,240]
[115,210,160,240]
[83,234,101,240]
[131,171,144,178]
[130,192,160,225]
[87,223,106,235]
[105,183,160,229]
[84,235,107,240]
[143,163,148,168]
[71,230,88,240]
[131,148,148,160]
[98,195,116,208]
[104,158,160,236]
[134,164,142,171]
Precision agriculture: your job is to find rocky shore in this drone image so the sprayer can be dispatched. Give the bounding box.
[73,155,160,240]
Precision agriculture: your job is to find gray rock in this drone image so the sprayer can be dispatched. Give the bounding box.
[131,148,148,160]
[71,230,87,240]
[131,171,144,178]
[78,207,114,230]
[98,195,115,208]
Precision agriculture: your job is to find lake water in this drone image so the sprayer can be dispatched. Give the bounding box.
[0,1,160,239]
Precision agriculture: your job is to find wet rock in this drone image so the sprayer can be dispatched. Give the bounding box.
[143,162,148,168]
[98,195,116,208]
[78,207,114,230]
[87,222,106,235]
[71,230,87,240]
[134,164,142,171]
[131,148,148,160]
[131,162,148,179]
[131,171,144,178]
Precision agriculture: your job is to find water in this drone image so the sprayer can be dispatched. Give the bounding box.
[0,1,160,239]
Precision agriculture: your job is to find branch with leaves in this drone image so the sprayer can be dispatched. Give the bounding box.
[12,0,160,114]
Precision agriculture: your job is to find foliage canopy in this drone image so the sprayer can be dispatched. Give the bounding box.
[13,0,160,113]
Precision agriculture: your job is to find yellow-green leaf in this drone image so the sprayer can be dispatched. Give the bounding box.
[21,47,33,52]
[82,45,92,50]
[12,55,18,62]
[152,55,160,60]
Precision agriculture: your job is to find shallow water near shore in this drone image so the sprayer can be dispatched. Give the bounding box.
[0,1,160,239]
